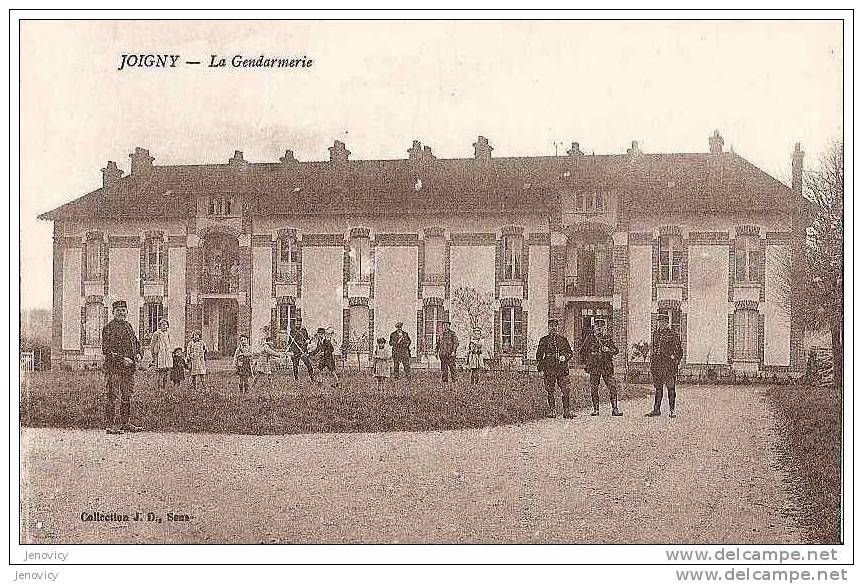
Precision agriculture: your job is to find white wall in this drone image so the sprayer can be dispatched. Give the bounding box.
[374,246,419,347]
[628,245,653,351]
[61,249,81,350]
[251,247,273,339]
[687,245,729,364]
[167,247,186,342]
[526,245,549,351]
[764,245,792,366]
[450,245,496,356]
[107,248,142,335]
[300,247,344,344]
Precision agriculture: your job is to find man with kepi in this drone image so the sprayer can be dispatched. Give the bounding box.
[101,300,144,434]
[536,318,574,418]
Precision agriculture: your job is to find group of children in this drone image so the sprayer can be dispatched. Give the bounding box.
[151,318,490,393]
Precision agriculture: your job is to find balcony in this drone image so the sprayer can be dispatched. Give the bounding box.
[564,275,612,297]
[200,272,241,294]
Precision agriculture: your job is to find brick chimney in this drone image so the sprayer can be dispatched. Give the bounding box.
[473,136,493,161]
[129,147,154,176]
[709,130,724,154]
[328,140,350,164]
[279,150,298,165]
[792,142,805,195]
[101,161,123,189]
[626,140,641,158]
[408,140,423,161]
[567,142,583,157]
[422,146,435,161]
[228,150,247,166]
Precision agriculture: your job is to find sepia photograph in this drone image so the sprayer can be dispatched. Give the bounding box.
[12,12,850,572]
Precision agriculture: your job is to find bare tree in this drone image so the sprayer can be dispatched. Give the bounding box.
[801,140,844,389]
[450,287,495,347]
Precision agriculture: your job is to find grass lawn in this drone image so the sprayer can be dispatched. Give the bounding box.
[764,382,842,543]
[20,369,653,435]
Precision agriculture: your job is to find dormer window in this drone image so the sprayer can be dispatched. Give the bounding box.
[578,191,605,213]
[207,195,236,217]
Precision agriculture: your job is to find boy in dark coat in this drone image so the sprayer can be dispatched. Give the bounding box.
[580,319,622,416]
[170,347,190,388]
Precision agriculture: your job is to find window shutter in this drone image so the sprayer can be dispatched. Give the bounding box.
[493,309,501,357]
[160,240,167,280]
[139,243,146,285]
[751,248,765,283]
[139,306,145,347]
[270,308,277,340]
[734,247,746,283]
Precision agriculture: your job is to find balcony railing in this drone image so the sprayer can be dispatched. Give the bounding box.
[564,275,612,297]
[200,272,241,294]
[275,263,299,283]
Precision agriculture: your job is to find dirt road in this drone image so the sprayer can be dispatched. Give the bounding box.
[20,385,801,544]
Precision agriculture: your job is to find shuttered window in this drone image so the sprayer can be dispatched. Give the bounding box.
[659,235,684,284]
[735,236,764,284]
[734,309,759,360]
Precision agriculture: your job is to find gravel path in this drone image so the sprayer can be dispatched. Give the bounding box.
[20,385,802,544]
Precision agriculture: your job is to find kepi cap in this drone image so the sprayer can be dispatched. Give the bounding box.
[111,300,127,310]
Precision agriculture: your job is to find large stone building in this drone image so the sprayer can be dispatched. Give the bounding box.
[40,132,809,375]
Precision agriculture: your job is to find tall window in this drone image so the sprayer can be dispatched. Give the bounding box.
[577,191,605,212]
[144,302,165,342]
[735,236,764,284]
[349,236,372,281]
[423,305,445,353]
[276,237,299,281]
[734,309,759,361]
[85,238,103,280]
[501,306,518,351]
[502,235,523,280]
[277,303,296,333]
[658,234,684,284]
[657,308,682,336]
[424,236,445,280]
[144,237,164,280]
[84,302,104,346]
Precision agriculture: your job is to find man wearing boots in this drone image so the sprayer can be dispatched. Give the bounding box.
[536,318,574,418]
[580,318,622,416]
[645,312,683,418]
[101,300,144,435]
[389,321,413,380]
[435,319,459,383]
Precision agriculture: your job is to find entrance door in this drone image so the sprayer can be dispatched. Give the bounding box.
[202,300,238,356]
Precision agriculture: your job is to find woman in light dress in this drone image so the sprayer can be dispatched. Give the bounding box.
[150,318,172,392]
[467,327,486,385]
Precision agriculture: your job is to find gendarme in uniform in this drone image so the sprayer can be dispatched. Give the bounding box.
[536,318,574,418]
[101,300,143,434]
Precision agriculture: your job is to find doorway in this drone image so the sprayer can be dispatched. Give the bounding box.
[202,299,239,357]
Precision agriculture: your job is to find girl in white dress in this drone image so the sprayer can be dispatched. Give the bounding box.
[150,318,172,392]
[467,327,486,385]
[186,332,208,391]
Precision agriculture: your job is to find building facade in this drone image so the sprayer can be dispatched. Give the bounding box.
[41,133,809,375]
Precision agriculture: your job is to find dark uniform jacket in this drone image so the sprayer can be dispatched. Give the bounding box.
[389,330,412,357]
[289,327,311,354]
[579,330,619,376]
[435,330,459,357]
[650,327,683,378]
[536,333,574,375]
[101,318,141,374]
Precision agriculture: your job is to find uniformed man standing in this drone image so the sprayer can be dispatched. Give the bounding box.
[101,300,144,435]
[536,318,574,418]
[580,318,622,416]
[645,313,683,418]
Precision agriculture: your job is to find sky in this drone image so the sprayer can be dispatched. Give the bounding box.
[18,19,843,310]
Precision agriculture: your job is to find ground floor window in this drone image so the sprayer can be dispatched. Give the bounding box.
[658,308,682,336]
[734,308,760,361]
[143,302,165,343]
[277,303,297,333]
[423,304,445,353]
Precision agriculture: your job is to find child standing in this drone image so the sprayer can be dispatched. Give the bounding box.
[186,332,208,391]
[467,327,486,385]
[253,333,286,392]
[310,327,339,388]
[170,347,189,389]
[233,335,254,394]
[150,318,172,392]
[373,337,390,386]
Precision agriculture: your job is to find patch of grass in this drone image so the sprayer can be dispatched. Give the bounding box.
[20,369,653,434]
[764,382,842,543]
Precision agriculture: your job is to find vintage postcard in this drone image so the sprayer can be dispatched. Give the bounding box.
[12,12,851,576]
